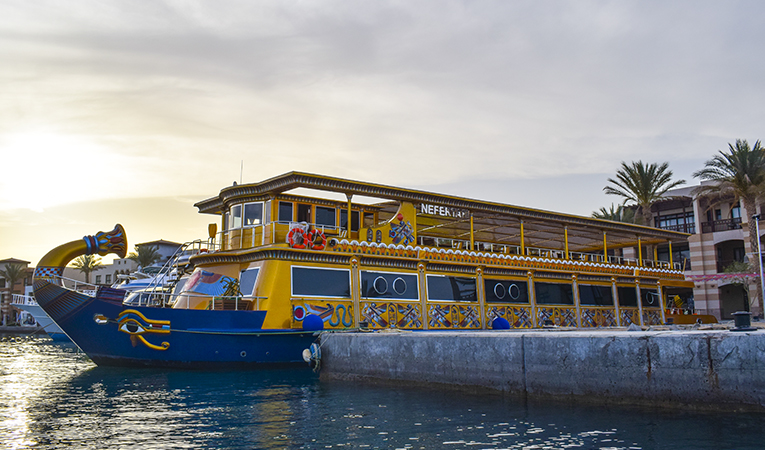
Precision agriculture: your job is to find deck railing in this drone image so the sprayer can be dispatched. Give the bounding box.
[11,294,37,306]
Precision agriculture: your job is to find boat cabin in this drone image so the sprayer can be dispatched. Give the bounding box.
[188,172,693,331]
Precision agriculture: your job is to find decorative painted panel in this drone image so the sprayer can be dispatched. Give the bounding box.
[620,307,640,326]
[536,306,577,327]
[486,305,533,328]
[292,300,354,329]
[359,301,423,329]
[580,307,618,328]
[642,308,663,326]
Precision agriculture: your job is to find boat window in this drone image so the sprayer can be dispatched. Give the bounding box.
[291,267,351,298]
[426,275,477,302]
[340,210,360,231]
[243,202,263,226]
[363,212,375,227]
[578,284,614,306]
[222,212,229,231]
[239,268,260,296]
[617,286,638,307]
[264,200,271,224]
[641,288,660,307]
[484,279,528,303]
[297,204,312,223]
[279,202,293,222]
[230,205,242,229]
[361,271,419,300]
[534,282,574,305]
[315,206,336,227]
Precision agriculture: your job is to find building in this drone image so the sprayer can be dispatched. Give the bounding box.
[0,258,34,325]
[651,182,759,319]
[64,239,184,286]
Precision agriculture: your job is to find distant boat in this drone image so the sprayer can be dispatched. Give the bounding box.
[11,294,68,341]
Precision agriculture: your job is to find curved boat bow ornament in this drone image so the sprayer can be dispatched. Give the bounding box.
[34,224,127,280]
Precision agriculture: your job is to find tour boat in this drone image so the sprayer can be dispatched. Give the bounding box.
[33,172,693,368]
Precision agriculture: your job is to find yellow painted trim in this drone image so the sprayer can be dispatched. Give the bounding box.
[470,215,474,251]
[668,240,673,266]
[564,226,569,259]
[637,236,642,266]
[520,220,525,255]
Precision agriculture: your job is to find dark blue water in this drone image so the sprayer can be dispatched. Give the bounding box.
[1,335,763,449]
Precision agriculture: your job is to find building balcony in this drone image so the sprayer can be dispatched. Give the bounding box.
[658,223,696,234]
[701,218,742,234]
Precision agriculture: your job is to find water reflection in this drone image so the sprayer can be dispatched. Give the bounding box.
[1,336,764,449]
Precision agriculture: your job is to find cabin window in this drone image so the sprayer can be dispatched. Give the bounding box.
[361,271,419,300]
[297,204,312,223]
[340,210,360,231]
[264,200,271,224]
[617,286,638,307]
[222,212,229,231]
[641,288,660,307]
[578,284,614,306]
[364,212,375,227]
[239,268,260,296]
[534,282,574,305]
[230,205,242,229]
[484,279,529,303]
[426,275,477,302]
[243,202,263,226]
[315,206,336,227]
[291,267,351,298]
[279,202,293,222]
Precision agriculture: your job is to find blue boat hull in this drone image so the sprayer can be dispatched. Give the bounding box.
[33,280,318,368]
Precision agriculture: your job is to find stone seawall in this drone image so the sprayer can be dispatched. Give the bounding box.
[318,329,765,410]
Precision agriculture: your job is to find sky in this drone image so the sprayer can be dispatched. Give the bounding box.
[1,0,764,266]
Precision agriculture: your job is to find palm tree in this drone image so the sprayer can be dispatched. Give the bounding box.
[0,263,26,325]
[694,139,765,313]
[591,204,636,223]
[128,245,162,270]
[604,161,686,226]
[71,255,104,284]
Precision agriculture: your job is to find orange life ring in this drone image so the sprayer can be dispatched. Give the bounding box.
[308,229,327,250]
[288,228,307,249]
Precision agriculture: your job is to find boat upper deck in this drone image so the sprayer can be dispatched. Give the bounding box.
[194,172,690,274]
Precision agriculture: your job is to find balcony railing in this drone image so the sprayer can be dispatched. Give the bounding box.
[701,218,742,233]
[658,223,696,234]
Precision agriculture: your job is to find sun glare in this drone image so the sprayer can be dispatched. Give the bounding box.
[0,132,129,212]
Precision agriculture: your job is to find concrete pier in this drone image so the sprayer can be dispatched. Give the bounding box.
[319,329,765,411]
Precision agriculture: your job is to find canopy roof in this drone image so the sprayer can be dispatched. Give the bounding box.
[195,171,690,252]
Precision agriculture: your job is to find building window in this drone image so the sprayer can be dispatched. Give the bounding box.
[340,210,360,231]
[230,205,242,229]
[315,206,336,227]
[617,286,638,307]
[534,282,574,305]
[239,268,260,296]
[426,275,477,302]
[291,267,350,298]
[297,204,312,223]
[0,279,5,288]
[279,202,293,222]
[731,204,741,219]
[105,274,111,284]
[484,279,529,303]
[243,202,263,226]
[361,271,419,300]
[95,275,102,284]
[578,284,614,306]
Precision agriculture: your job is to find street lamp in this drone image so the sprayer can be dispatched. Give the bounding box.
[753,214,765,318]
